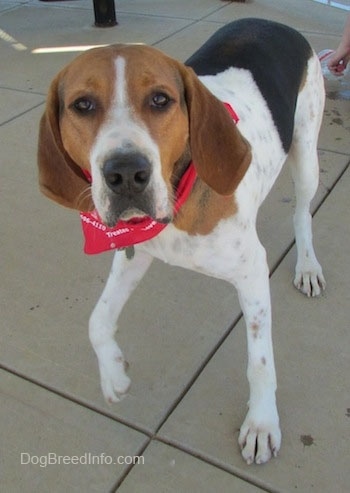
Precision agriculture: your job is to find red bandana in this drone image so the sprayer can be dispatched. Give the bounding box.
[80,103,239,255]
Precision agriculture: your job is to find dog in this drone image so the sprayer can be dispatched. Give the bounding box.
[37,18,326,464]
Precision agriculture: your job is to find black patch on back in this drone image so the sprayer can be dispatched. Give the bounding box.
[185,18,312,152]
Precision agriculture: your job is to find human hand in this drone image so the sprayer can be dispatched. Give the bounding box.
[327,45,350,75]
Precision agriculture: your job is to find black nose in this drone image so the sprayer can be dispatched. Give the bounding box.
[103,152,151,194]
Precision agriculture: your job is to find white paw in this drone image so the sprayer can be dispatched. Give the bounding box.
[100,359,131,403]
[238,410,281,465]
[96,344,131,403]
[294,260,326,297]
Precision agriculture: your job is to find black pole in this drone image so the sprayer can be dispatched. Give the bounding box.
[93,0,118,27]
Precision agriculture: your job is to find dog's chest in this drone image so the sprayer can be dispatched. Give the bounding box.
[138,218,254,282]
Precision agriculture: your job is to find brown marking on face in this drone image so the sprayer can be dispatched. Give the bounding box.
[59,47,118,171]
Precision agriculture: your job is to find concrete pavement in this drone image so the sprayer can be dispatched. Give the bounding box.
[0,1,349,491]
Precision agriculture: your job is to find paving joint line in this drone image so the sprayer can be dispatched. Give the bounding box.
[0,362,153,437]
[152,2,229,48]
[0,100,45,127]
[0,86,45,96]
[109,437,153,492]
[153,436,280,493]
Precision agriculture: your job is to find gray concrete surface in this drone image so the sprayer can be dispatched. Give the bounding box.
[0,1,349,491]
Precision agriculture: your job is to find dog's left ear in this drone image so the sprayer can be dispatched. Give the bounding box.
[179,65,251,195]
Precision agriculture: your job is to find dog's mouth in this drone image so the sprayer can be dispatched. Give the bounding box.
[103,204,172,228]
[118,209,148,223]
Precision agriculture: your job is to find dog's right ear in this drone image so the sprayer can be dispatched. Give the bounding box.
[38,72,93,211]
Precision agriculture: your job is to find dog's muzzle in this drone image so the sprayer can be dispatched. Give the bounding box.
[100,151,156,225]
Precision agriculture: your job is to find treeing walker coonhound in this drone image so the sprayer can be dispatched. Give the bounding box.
[37,18,326,464]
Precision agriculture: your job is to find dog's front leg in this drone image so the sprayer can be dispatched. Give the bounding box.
[235,239,281,465]
[89,249,153,403]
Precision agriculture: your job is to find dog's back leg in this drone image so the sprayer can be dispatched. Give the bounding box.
[288,52,326,297]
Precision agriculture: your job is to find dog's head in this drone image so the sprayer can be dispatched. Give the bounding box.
[38,44,251,226]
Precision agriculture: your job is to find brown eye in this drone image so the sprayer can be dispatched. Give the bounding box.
[73,97,96,114]
[150,93,171,109]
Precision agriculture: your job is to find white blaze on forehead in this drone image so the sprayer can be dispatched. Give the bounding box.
[115,56,129,110]
[89,54,171,221]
